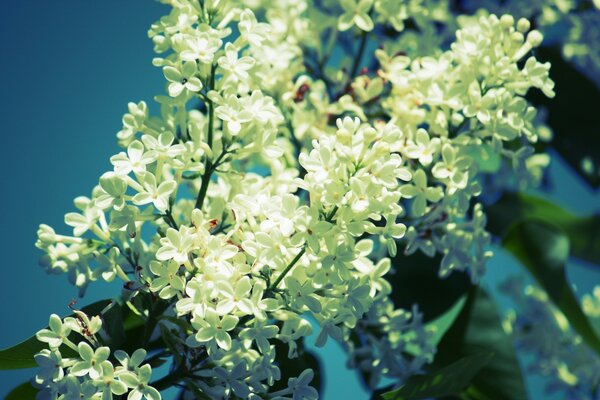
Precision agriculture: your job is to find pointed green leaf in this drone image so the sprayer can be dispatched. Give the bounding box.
[381,353,492,400]
[5,381,37,400]
[103,302,126,348]
[487,193,600,266]
[159,323,184,366]
[426,296,467,348]
[400,297,467,359]
[159,315,192,334]
[181,381,213,400]
[502,220,600,356]
[102,301,145,350]
[434,288,528,400]
[0,336,48,370]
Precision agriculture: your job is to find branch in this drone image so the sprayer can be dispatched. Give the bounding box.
[268,205,339,290]
[195,63,217,211]
[347,29,368,88]
[270,246,307,290]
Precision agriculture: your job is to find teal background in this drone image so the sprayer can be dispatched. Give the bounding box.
[0,2,598,399]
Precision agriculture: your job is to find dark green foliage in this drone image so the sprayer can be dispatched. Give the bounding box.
[4,382,37,400]
[433,288,527,400]
[381,353,492,400]
[503,220,600,356]
[487,192,600,266]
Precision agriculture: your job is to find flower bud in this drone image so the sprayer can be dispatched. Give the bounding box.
[37,224,57,245]
[516,18,530,33]
[500,14,514,29]
[526,30,543,47]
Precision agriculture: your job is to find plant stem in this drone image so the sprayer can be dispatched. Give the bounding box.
[207,64,216,149]
[194,148,228,211]
[348,30,368,83]
[325,205,339,222]
[268,205,339,290]
[270,247,307,290]
[163,209,179,229]
[333,26,369,100]
[195,167,212,211]
[195,64,217,211]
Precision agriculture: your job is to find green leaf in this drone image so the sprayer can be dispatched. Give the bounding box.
[5,381,37,400]
[0,299,112,370]
[502,220,600,356]
[381,353,492,400]
[398,296,467,360]
[159,323,184,366]
[103,302,127,348]
[103,301,145,351]
[159,315,192,334]
[487,192,600,266]
[426,296,467,348]
[434,287,528,400]
[0,336,48,370]
[403,296,466,362]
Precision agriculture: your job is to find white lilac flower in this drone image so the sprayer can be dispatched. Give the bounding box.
[196,363,251,399]
[403,128,441,166]
[180,32,222,64]
[215,275,254,315]
[155,226,195,263]
[240,322,279,354]
[110,140,157,176]
[60,376,99,400]
[94,361,128,400]
[96,172,128,210]
[34,349,65,382]
[399,169,444,217]
[501,279,600,398]
[119,365,161,400]
[114,348,147,372]
[132,172,177,213]
[338,0,375,32]
[188,308,239,351]
[64,206,102,237]
[163,61,203,98]
[70,342,111,379]
[36,314,74,350]
[238,9,270,47]
[214,94,253,135]
[218,43,255,84]
[149,260,185,299]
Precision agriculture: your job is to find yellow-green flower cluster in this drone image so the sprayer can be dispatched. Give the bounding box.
[34,0,557,397]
